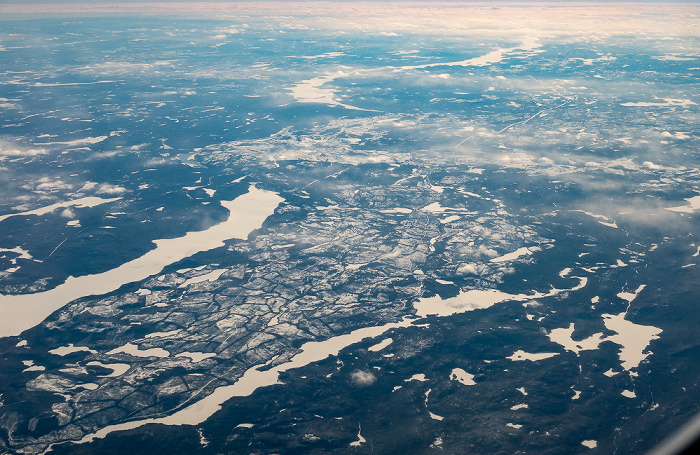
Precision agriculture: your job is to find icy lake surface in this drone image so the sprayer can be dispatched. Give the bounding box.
[0,185,282,337]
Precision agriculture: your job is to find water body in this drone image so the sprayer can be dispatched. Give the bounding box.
[0,185,283,338]
[288,41,540,113]
[75,317,416,445]
[413,275,587,318]
[0,196,121,224]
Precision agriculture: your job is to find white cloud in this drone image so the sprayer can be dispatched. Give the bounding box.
[351,370,377,386]
[60,208,76,219]
[457,262,489,276]
[35,179,72,192]
[96,184,128,195]
[0,140,47,157]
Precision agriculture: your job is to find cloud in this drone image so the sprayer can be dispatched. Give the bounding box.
[350,370,377,387]
[96,184,128,195]
[35,178,72,192]
[457,262,490,276]
[0,140,47,157]
[86,150,124,161]
[60,208,76,219]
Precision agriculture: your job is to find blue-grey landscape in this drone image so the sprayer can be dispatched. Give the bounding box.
[0,2,698,453]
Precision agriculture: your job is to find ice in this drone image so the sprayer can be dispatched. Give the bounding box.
[176,352,216,362]
[0,196,120,224]
[440,215,460,224]
[602,313,662,371]
[490,247,535,263]
[548,323,605,354]
[289,74,376,112]
[617,285,646,303]
[550,305,660,371]
[405,374,428,382]
[420,202,469,214]
[379,208,413,214]
[316,204,342,211]
[144,330,181,339]
[77,317,415,443]
[414,275,587,317]
[0,185,283,337]
[415,289,517,317]
[621,98,695,108]
[368,338,393,352]
[106,343,169,358]
[288,41,538,113]
[429,412,444,421]
[49,344,96,356]
[22,361,45,372]
[603,369,618,377]
[621,390,636,398]
[289,75,339,105]
[402,40,540,71]
[177,265,205,274]
[507,350,558,362]
[178,269,226,288]
[667,195,700,213]
[581,440,597,449]
[0,246,33,263]
[86,361,130,378]
[349,423,366,447]
[506,423,523,429]
[571,210,618,228]
[510,404,528,410]
[449,368,476,386]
